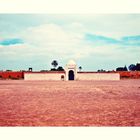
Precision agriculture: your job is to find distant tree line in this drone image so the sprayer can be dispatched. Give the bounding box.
[97,69,106,72]
[116,63,140,71]
[128,63,140,71]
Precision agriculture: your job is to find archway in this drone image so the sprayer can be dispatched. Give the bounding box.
[68,70,74,80]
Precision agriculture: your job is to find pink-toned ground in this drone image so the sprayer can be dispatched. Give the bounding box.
[0,80,140,126]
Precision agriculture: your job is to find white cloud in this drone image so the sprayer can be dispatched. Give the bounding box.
[21,23,90,61]
[0,14,140,70]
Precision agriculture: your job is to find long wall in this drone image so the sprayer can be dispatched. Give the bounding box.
[77,72,120,80]
[1,71,140,80]
[24,71,120,81]
[24,72,65,80]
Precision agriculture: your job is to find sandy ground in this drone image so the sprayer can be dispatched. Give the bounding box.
[0,79,140,126]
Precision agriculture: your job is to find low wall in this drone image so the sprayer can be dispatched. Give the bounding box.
[24,72,65,80]
[24,72,120,81]
[77,72,120,80]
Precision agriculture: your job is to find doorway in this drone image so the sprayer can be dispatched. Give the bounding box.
[68,70,74,80]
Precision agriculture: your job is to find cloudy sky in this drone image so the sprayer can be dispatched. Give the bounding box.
[0,14,140,71]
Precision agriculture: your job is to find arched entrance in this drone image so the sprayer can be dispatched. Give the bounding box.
[65,60,77,81]
[68,70,74,80]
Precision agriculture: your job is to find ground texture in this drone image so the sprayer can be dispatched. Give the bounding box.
[0,80,140,126]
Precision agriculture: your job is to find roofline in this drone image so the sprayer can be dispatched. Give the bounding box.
[24,71,65,74]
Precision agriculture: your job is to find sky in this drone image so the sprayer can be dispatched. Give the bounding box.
[0,14,140,71]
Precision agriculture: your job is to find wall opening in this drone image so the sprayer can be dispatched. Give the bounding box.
[61,75,64,81]
[68,70,74,80]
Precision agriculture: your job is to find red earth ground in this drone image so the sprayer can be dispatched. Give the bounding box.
[0,79,140,126]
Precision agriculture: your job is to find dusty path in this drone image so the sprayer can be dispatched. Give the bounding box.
[0,80,140,126]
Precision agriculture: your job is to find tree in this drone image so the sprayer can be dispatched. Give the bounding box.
[124,65,128,71]
[6,70,12,71]
[79,66,82,71]
[129,64,136,71]
[116,67,125,71]
[57,66,64,71]
[51,60,58,69]
[116,65,128,71]
[97,69,106,72]
[135,63,140,71]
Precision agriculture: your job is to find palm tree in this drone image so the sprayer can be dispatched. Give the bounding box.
[51,60,58,69]
[79,66,82,71]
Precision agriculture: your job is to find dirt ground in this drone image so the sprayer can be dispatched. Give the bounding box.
[0,79,140,126]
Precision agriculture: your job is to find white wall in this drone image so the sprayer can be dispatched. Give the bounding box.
[77,73,120,80]
[24,72,65,80]
[24,72,120,81]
